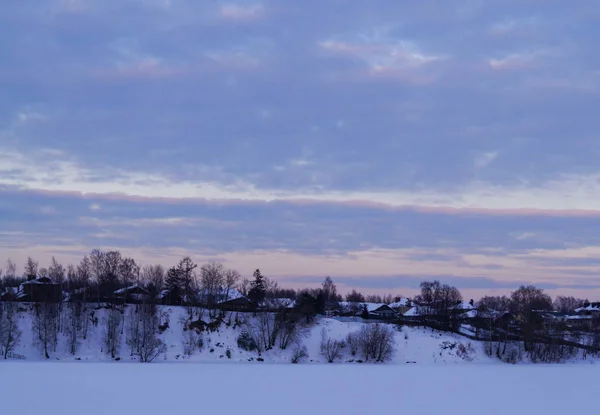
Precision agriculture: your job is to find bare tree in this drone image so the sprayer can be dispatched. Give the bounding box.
[320,328,344,363]
[0,302,22,359]
[24,257,38,280]
[479,295,511,312]
[126,304,165,362]
[345,289,365,303]
[346,332,359,357]
[223,269,241,311]
[141,265,165,297]
[254,312,279,350]
[3,259,17,287]
[277,313,301,350]
[48,257,65,285]
[65,302,83,355]
[291,343,308,363]
[182,327,203,356]
[554,296,584,314]
[119,257,140,288]
[177,257,198,317]
[322,276,337,302]
[357,324,396,362]
[31,302,59,359]
[238,278,250,297]
[200,261,225,316]
[103,306,122,358]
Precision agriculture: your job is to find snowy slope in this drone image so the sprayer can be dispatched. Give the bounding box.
[4,305,596,365]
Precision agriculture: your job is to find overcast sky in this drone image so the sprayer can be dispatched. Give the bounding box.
[1,0,599,299]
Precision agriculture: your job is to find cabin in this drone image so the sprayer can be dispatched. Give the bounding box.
[19,277,62,302]
[63,287,88,303]
[388,297,413,315]
[114,285,151,304]
[261,297,296,311]
[0,287,19,302]
[196,288,253,311]
[156,289,183,306]
[368,304,398,320]
[574,303,600,316]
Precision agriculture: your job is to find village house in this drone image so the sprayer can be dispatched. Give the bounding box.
[19,277,62,303]
[114,284,151,304]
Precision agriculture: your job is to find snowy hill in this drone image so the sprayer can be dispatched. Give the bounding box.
[3,305,597,365]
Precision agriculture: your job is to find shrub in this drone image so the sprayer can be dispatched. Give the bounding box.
[291,344,308,363]
[356,323,396,362]
[237,330,258,352]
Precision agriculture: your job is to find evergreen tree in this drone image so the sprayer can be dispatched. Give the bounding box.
[165,267,182,295]
[248,269,266,306]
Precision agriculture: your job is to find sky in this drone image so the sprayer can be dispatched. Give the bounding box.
[1,0,599,300]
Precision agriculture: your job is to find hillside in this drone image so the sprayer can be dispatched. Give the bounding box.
[2,304,494,364]
[4,304,598,364]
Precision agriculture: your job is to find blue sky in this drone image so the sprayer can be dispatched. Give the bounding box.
[1,0,599,299]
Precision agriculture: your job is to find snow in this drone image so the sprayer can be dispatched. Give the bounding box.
[575,305,600,313]
[388,297,412,308]
[0,362,597,415]
[5,306,495,364]
[450,302,476,310]
[3,305,598,366]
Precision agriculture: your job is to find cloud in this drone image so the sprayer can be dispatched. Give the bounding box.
[219,3,265,22]
[1,0,599,298]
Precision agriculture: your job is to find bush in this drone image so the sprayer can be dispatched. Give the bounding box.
[356,323,396,362]
[182,329,203,356]
[291,344,308,363]
[323,338,344,363]
[456,343,475,361]
[237,330,258,352]
[346,332,359,356]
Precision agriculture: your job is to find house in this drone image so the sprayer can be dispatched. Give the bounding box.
[19,277,62,302]
[342,302,399,319]
[368,304,398,320]
[156,289,183,306]
[402,306,425,320]
[195,288,253,311]
[262,297,296,311]
[114,285,151,304]
[217,289,253,311]
[0,287,19,302]
[388,297,413,314]
[574,303,600,315]
[63,287,88,303]
[565,314,594,330]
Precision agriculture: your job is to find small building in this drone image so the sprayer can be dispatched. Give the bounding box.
[388,298,413,315]
[574,303,600,316]
[19,277,62,302]
[0,287,19,302]
[114,285,151,304]
[368,304,398,320]
[219,296,253,312]
[156,289,183,306]
[262,297,296,311]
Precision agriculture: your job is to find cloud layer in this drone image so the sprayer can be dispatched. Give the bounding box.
[1,0,599,298]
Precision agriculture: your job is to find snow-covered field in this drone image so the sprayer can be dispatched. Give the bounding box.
[1,362,597,414]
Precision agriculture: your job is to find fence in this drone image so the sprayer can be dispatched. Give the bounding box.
[0,349,26,360]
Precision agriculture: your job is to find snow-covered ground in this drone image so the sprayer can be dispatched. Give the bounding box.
[1,362,597,414]
[8,305,494,364]
[5,305,598,364]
